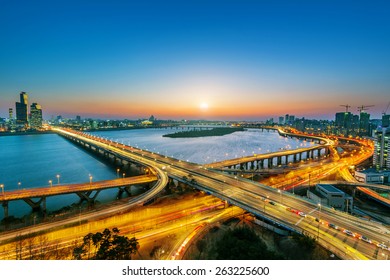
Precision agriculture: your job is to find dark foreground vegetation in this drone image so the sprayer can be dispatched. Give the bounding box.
[73,228,138,260]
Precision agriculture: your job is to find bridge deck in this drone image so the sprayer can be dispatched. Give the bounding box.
[0,175,157,202]
[206,145,327,168]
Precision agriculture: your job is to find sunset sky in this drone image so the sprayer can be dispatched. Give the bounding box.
[0,0,389,120]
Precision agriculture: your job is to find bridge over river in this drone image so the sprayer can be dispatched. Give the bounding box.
[48,127,390,260]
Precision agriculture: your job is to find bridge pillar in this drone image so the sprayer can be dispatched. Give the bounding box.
[42,197,46,213]
[267,158,273,168]
[23,198,46,212]
[277,156,282,166]
[76,190,101,205]
[2,201,8,219]
[118,186,132,198]
[258,160,264,169]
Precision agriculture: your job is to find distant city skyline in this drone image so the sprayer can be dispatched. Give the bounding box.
[1,1,389,121]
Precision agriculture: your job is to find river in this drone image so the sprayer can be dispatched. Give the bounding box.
[0,128,313,220]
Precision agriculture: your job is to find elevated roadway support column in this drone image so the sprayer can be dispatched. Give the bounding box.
[117,186,132,198]
[22,197,46,213]
[76,191,101,205]
[267,158,273,168]
[2,201,8,219]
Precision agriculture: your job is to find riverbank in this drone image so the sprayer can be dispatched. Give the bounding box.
[163,127,245,138]
[0,130,55,137]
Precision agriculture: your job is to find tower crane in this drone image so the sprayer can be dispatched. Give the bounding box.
[340,105,351,112]
[357,105,374,113]
[382,102,390,115]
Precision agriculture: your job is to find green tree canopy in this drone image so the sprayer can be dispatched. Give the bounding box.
[73,227,138,260]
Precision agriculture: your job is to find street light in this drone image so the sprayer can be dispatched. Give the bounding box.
[0,184,4,195]
[122,173,126,179]
[56,174,60,185]
[18,182,21,190]
[317,203,321,240]
[49,180,52,187]
[89,175,93,184]
[116,168,120,178]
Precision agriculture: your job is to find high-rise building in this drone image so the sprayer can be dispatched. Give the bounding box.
[382,114,390,128]
[285,114,289,125]
[373,128,390,170]
[15,92,28,125]
[359,112,370,135]
[30,103,43,129]
[352,115,360,131]
[8,108,13,120]
[335,112,345,128]
[278,116,284,125]
[335,112,360,135]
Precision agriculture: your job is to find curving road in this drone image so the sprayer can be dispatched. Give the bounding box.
[51,127,390,260]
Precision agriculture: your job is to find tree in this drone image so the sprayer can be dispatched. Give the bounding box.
[73,228,138,260]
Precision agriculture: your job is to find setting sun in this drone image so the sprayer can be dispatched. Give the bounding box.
[200,103,209,110]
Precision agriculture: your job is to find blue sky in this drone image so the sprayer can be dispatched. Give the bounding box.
[0,0,389,120]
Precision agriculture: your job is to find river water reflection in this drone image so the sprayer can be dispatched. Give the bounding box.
[0,128,313,219]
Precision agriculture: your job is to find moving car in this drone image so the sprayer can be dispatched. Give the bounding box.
[359,236,372,244]
[343,229,356,237]
[328,223,339,230]
[377,243,388,250]
[298,212,306,217]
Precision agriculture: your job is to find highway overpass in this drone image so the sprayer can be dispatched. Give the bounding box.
[52,127,390,259]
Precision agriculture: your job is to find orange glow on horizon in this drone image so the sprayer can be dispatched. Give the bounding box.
[44,98,335,120]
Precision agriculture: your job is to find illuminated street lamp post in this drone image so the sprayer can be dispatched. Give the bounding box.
[56,174,60,185]
[0,184,4,195]
[122,173,126,179]
[317,203,321,240]
[49,180,52,187]
[18,182,21,190]
[116,168,120,178]
[89,175,93,184]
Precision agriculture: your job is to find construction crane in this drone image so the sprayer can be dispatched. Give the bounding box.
[357,105,374,113]
[340,104,351,112]
[382,102,390,115]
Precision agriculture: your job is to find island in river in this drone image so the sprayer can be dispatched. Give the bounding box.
[162,127,245,138]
